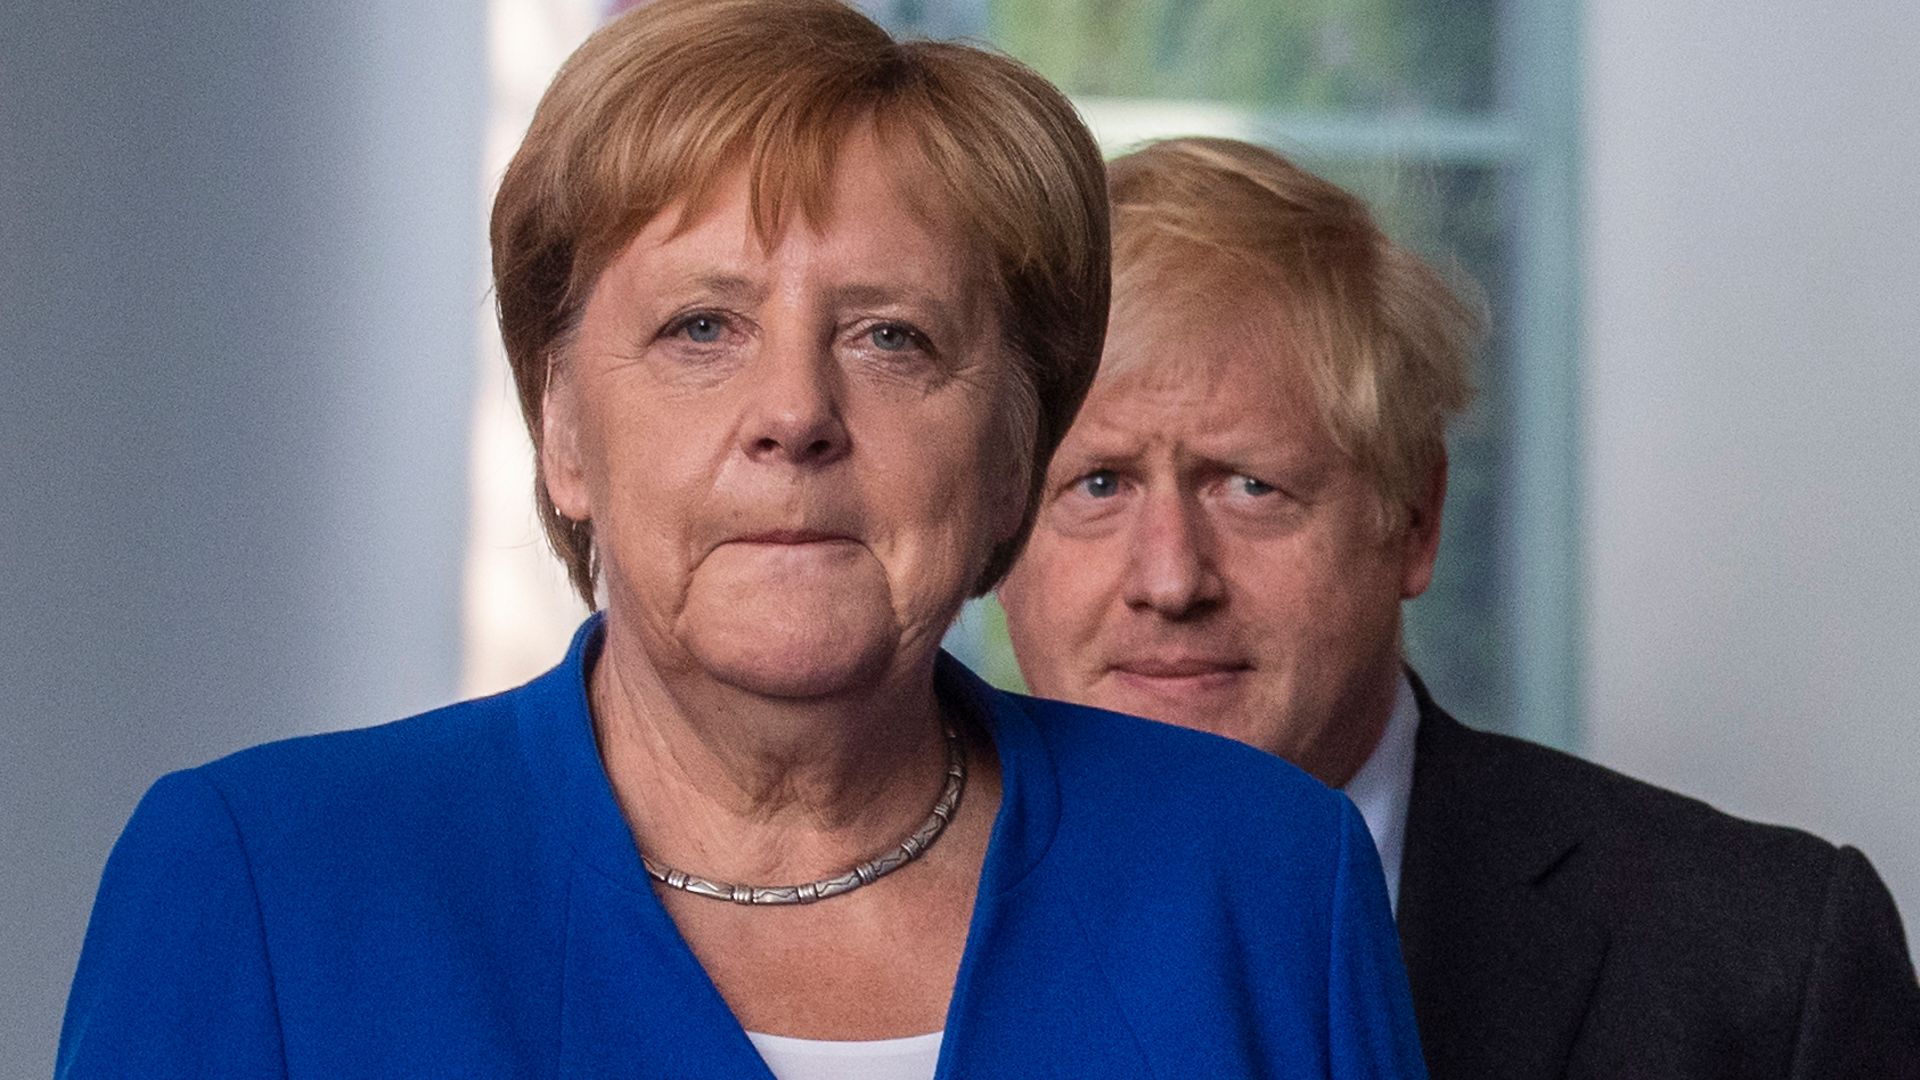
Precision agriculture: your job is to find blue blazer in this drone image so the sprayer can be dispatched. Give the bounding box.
[60,617,1425,1078]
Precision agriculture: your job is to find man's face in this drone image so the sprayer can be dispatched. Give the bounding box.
[999,294,1442,785]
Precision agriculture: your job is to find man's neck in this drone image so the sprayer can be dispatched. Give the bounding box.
[1340,671,1421,911]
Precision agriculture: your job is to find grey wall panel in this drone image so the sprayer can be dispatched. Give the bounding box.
[1584,0,1920,957]
[0,5,486,1072]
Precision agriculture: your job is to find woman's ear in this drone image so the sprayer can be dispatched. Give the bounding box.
[540,361,593,523]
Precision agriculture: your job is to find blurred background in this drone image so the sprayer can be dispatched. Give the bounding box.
[4,0,1916,1072]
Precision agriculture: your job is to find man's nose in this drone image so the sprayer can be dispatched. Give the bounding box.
[738,328,850,467]
[1121,490,1225,619]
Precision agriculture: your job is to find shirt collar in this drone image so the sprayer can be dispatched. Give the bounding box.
[1341,672,1421,913]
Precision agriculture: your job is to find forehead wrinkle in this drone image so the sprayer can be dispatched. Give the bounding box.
[1101,297,1325,435]
[650,154,987,319]
[1056,397,1180,470]
[1076,360,1334,484]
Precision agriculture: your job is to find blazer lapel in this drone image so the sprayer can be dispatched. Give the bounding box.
[516,619,775,1079]
[1395,681,1606,1080]
[937,873,1157,1079]
[935,661,1155,1079]
[560,864,776,1080]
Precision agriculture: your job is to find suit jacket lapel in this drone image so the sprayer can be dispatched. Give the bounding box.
[1396,678,1606,1080]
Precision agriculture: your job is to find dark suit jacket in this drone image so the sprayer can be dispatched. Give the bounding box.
[1396,677,1920,1079]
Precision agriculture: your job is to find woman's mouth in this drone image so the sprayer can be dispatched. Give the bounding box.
[731,529,856,545]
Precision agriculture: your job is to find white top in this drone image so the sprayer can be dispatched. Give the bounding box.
[1340,674,1421,913]
[746,1030,943,1080]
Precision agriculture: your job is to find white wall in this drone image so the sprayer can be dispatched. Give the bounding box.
[0,6,485,1074]
[1584,3,1920,951]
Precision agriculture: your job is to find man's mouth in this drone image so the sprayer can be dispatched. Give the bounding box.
[1107,656,1252,696]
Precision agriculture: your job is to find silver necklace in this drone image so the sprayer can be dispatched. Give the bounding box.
[641,724,967,905]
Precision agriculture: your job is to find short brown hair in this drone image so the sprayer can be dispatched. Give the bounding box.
[1106,137,1480,530]
[491,0,1109,605]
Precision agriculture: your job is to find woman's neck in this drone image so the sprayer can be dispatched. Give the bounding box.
[589,618,954,885]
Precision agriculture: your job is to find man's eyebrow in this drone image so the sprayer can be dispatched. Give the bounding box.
[1051,435,1144,472]
[1186,445,1338,491]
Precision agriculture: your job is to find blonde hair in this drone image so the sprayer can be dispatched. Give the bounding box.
[491,0,1109,605]
[1107,137,1480,530]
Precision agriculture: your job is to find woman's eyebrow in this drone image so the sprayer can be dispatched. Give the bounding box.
[826,283,961,323]
[684,273,765,304]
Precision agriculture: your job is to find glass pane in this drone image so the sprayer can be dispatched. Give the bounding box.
[878,0,1498,115]
[1319,161,1512,731]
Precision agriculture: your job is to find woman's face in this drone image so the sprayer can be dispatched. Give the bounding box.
[544,128,1024,700]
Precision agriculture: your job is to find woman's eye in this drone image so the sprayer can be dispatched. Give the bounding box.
[868,324,917,352]
[1231,475,1276,497]
[1076,470,1121,499]
[681,315,724,344]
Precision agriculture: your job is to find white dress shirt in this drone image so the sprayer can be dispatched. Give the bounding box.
[1340,674,1420,913]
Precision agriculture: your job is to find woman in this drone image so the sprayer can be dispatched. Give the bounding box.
[58,1,1425,1076]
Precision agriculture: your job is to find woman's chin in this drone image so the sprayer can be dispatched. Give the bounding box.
[704,642,890,699]
[675,556,904,699]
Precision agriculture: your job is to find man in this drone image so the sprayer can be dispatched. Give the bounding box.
[998,136,1920,1078]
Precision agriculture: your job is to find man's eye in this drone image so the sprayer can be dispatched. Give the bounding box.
[868,324,918,352]
[1232,475,1276,497]
[1076,470,1121,499]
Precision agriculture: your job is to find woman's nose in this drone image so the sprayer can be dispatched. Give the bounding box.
[1122,491,1225,619]
[739,332,851,467]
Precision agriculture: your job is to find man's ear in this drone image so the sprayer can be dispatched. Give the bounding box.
[1398,451,1448,600]
[540,362,592,523]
